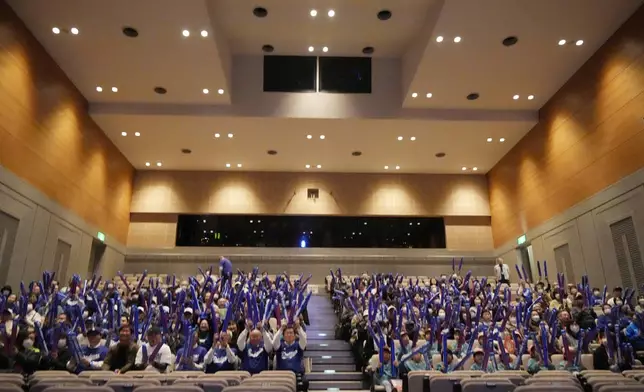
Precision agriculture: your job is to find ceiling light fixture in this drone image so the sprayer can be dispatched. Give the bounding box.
[237,164,242,168]
[327,9,335,17]
[70,27,79,35]
[322,46,329,52]
[201,30,208,37]
[499,138,506,142]
[308,46,314,52]
[121,132,127,136]
[310,9,317,17]
[214,133,220,138]
[513,94,519,100]
[462,167,467,171]
[111,87,118,92]
[218,89,224,95]
[227,133,233,138]
[486,137,493,142]
[397,136,403,141]
[384,166,389,170]
[316,164,322,169]
[305,164,311,169]
[225,163,231,168]
[134,132,141,137]
[203,88,209,94]
[558,39,567,46]
[96,86,103,92]
[473,167,478,171]
[122,27,139,38]
[145,162,150,167]
[306,135,312,139]
[319,135,325,140]
[426,93,433,98]
[394,166,400,170]
[575,39,584,46]
[182,29,190,37]
[528,95,535,100]
[410,136,416,141]
[156,162,162,167]
[454,36,462,43]
[411,92,418,98]
[436,36,443,43]
[262,44,274,53]
[52,27,60,34]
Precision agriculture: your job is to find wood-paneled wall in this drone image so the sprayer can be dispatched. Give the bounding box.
[0,1,134,243]
[488,5,644,248]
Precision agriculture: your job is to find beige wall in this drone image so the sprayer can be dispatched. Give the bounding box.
[128,171,494,252]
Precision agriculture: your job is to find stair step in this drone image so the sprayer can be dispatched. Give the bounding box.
[306,350,354,358]
[307,331,336,338]
[312,363,358,372]
[307,340,350,350]
[311,356,356,365]
[309,380,365,390]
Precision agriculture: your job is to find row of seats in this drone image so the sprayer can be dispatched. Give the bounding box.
[325,274,509,290]
[0,370,294,392]
[405,369,644,392]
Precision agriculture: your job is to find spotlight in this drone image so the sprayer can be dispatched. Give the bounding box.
[203,88,209,94]
[225,163,231,168]
[473,167,478,171]
[70,27,79,35]
[52,27,60,34]
[319,135,325,140]
[462,167,467,171]
[410,137,416,141]
[134,132,141,137]
[322,46,329,52]
[453,36,462,43]
[307,135,312,139]
[426,93,433,98]
[397,136,403,141]
[528,95,534,100]
[575,40,584,46]
[218,89,224,95]
[96,86,103,92]
[395,166,400,170]
[237,164,242,168]
[214,133,220,138]
[156,162,162,167]
[308,46,314,52]
[200,30,208,37]
[305,164,311,169]
[328,9,335,17]
[182,30,190,37]
[384,166,389,170]
[436,36,443,42]
[227,133,233,138]
[558,39,566,46]
[513,94,519,100]
[310,9,317,17]
[145,162,150,167]
[486,138,493,142]
[316,164,322,169]
[111,87,118,92]
[500,138,505,142]
[411,92,418,98]
[121,132,128,137]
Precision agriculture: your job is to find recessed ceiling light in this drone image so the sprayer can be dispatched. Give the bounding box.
[237,164,242,168]
[575,40,584,46]
[145,162,150,167]
[319,135,325,140]
[473,167,478,171]
[435,152,446,158]
[467,93,480,100]
[426,93,433,98]
[227,133,233,138]
[262,44,274,53]
[384,166,389,170]
[201,30,208,37]
[486,137,493,142]
[181,148,191,154]
[134,132,141,137]
[462,167,467,171]
[225,163,231,168]
[154,86,167,95]
[436,36,443,43]
[122,27,138,38]
[214,133,220,138]
[121,132,127,136]
[305,164,311,169]
[111,87,118,93]
[500,138,506,142]
[528,95,535,100]
[454,36,462,43]
[322,46,329,52]
[96,86,103,92]
[316,164,322,169]
[502,36,518,47]
[308,46,314,52]
[558,39,567,46]
[395,166,400,170]
[411,92,418,98]
[377,10,392,21]
[362,46,374,55]
[253,7,268,18]
[218,89,224,95]
[52,27,60,34]
[70,27,79,35]
[306,135,312,139]
[513,94,519,100]
[327,9,335,17]
[410,136,416,141]
[267,150,277,155]
[182,30,190,37]
[397,136,403,141]
[310,9,317,17]
[156,162,162,167]
[203,88,209,94]
[351,151,362,156]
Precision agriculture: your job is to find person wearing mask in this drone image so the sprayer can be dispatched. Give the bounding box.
[135,327,172,373]
[556,350,584,372]
[470,347,505,373]
[197,319,213,349]
[558,322,581,354]
[623,313,644,351]
[635,296,644,315]
[494,258,511,285]
[434,349,459,372]
[204,331,240,373]
[102,325,138,373]
[404,350,428,372]
[526,345,552,374]
[607,287,624,307]
[67,328,108,373]
[368,346,396,392]
[13,330,47,374]
[273,319,309,391]
[176,331,208,371]
[24,296,42,328]
[550,291,563,311]
[237,320,273,375]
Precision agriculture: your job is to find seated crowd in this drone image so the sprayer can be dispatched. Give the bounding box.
[0,257,311,390]
[328,260,644,392]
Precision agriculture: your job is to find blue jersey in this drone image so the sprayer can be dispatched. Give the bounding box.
[176,346,207,370]
[276,341,304,373]
[241,345,269,375]
[205,347,237,373]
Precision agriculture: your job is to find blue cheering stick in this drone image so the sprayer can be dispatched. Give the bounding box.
[574,329,585,368]
[440,331,449,373]
[615,323,622,364]
[515,265,523,281]
[539,322,550,368]
[34,321,49,356]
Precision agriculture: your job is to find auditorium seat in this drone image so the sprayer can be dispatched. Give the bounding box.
[461,378,516,392]
[173,378,228,392]
[105,378,161,392]
[598,386,644,392]
[514,386,581,392]
[429,373,474,391]
[222,385,291,392]
[42,387,112,392]
[482,373,525,386]
[0,374,23,387]
[133,386,203,392]
[0,386,22,392]
[30,379,93,392]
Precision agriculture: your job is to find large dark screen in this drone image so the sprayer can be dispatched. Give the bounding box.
[263,55,317,92]
[319,56,371,93]
[176,215,445,248]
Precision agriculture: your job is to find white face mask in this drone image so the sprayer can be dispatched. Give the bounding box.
[474,300,481,306]
[639,299,644,306]
[537,289,543,294]
[27,303,33,312]
[594,292,600,297]
[431,287,437,293]
[509,317,517,324]
[616,301,623,306]
[58,339,67,349]
[438,312,446,320]
[83,311,89,318]
[531,315,540,322]
[23,339,34,349]
[571,325,580,333]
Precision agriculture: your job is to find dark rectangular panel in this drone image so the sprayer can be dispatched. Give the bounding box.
[319,56,371,93]
[176,215,446,249]
[263,55,317,92]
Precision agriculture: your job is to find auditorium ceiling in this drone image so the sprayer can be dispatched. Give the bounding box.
[7,0,643,173]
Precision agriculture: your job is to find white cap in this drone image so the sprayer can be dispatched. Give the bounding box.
[162,306,170,313]
[184,307,194,314]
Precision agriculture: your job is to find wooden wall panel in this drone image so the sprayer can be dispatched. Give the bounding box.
[0,1,134,243]
[488,5,644,247]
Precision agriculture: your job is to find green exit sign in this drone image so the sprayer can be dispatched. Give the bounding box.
[97,232,106,242]
[517,234,527,245]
